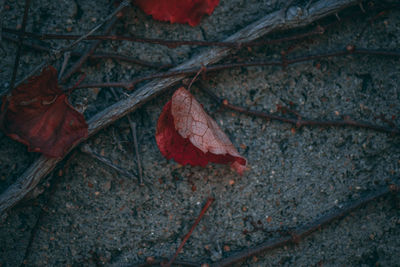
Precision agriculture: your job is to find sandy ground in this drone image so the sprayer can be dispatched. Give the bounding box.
[0,0,399,266]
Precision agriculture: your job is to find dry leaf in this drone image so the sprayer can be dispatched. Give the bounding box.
[1,66,88,157]
[135,0,220,26]
[156,87,247,174]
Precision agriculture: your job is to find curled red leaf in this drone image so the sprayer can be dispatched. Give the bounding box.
[135,0,220,26]
[156,87,247,174]
[1,66,88,158]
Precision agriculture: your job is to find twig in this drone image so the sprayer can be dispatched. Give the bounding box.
[164,197,215,267]
[109,88,144,185]
[58,1,130,55]
[8,0,31,90]
[74,47,400,91]
[80,144,137,180]
[211,182,400,267]
[2,34,172,69]
[198,84,400,135]
[59,6,123,83]
[3,25,325,48]
[0,0,362,216]
[58,52,71,79]
[127,116,144,186]
[136,259,199,267]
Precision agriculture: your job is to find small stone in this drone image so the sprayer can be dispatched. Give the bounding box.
[103,181,111,191]
[146,256,155,263]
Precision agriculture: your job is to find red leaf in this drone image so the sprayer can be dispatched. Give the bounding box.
[156,87,247,174]
[135,0,220,26]
[1,66,88,157]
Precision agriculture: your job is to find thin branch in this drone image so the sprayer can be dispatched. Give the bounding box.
[3,25,325,48]
[74,47,400,91]
[10,0,130,92]
[59,7,122,83]
[8,0,31,90]
[58,1,130,55]
[127,116,144,186]
[2,34,172,69]
[198,83,400,135]
[0,0,363,216]
[164,197,215,267]
[211,182,400,267]
[58,52,71,79]
[136,259,200,267]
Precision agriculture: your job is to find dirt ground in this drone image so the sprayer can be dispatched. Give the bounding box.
[0,0,399,266]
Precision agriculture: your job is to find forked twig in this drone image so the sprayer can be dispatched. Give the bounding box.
[0,0,363,216]
[59,6,123,83]
[10,0,130,91]
[80,144,137,180]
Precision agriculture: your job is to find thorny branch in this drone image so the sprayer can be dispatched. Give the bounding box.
[2,25,325,48]
[198,83,400,135]
[211,182,400,267]
[73,46,400,91]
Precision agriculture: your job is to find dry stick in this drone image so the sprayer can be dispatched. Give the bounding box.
[2,34,172,69]
[74,47,400,91]
[211,182,400,267]
[0,0,362,216]
[164,197,215,267]
[10,0,129,92]
[3,25,325,48]
[8,0,31,91]
[80,144,137,180]
[198,83,400,135]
